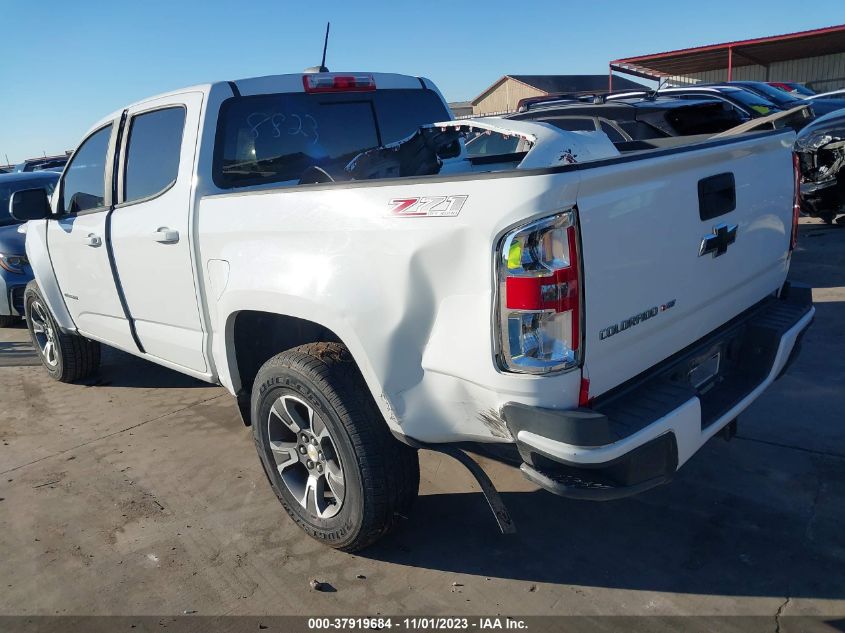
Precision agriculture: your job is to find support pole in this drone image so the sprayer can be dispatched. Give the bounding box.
[727,46,733,81]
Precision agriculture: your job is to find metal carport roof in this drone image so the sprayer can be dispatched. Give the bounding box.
[609,24,845,81]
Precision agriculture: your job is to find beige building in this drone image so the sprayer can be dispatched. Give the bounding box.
[610,24,845,93]
[470,75,647,116]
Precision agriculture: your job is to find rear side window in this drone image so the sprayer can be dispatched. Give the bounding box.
[214,89,449,188]
[62,124,113,213]
[124,107,186,203]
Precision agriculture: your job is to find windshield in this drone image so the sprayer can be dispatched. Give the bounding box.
[786,84,815,97]
[214,89,450,188]
[723,89,784,115]
[739,83,802,107]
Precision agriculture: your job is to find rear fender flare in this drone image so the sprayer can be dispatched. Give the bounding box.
[214,289,402,434]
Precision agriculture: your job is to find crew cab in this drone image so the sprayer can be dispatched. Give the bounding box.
[10,70,814,551]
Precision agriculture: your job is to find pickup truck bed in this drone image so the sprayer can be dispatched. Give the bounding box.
[13,71,813,551]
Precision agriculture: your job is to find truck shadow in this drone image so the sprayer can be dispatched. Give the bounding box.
[0,341,41,367]
[792,222,845,289]
[87,346,210,389]
[363,463,844,600]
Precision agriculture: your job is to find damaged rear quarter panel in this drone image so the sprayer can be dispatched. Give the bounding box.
[199,170,582,443]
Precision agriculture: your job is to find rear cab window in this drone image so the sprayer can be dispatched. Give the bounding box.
[213,89,449,189]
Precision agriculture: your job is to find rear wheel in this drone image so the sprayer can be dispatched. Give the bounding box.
[251,342,419,552]
[24,283,100,382]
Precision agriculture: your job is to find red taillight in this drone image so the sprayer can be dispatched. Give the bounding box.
[791,152,801,251]
[504,226,580,351]
[302,74,376,93]
[497,211,582,374]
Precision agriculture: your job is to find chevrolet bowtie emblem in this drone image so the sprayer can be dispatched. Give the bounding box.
[699,223,738,258]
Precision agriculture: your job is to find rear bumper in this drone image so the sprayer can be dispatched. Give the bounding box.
[504,284,814,500]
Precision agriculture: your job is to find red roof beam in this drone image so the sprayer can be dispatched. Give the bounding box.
[610,23,845,65]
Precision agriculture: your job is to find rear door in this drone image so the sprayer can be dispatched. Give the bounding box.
[576,132,795,397]
[46,122,137,350]
[109,92,207,373]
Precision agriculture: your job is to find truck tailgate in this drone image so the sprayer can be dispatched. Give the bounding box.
[576,132,795,397]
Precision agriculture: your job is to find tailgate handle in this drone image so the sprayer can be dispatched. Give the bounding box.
[698,173,736,221]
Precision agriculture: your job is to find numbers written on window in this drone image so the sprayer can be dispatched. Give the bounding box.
[123,107,186,203]
[62,124,113,213]
[214,89,450,189]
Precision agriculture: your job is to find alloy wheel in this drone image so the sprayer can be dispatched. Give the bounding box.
[29,301,58,367]
[267,394,345,519]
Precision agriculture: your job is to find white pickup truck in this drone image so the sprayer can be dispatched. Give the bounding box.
[11,71,814,551]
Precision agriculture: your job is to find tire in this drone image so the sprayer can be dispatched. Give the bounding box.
[24,282,101,382]
[251,342,419,552]
[0,315,20,328]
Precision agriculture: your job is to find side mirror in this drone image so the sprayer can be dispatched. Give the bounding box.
[10,188,52,221]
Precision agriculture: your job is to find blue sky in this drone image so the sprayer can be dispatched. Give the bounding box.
[2,0,844,163]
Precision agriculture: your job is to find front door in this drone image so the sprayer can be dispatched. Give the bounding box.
[46,121,137,351]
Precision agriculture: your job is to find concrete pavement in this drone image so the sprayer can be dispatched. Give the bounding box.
[0,218,843,619]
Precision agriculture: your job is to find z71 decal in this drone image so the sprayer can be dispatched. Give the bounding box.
[389,195,468,217]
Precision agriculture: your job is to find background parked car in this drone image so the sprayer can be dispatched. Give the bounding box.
[0,171,59,326]
[768,81,816,97]
[13,155,69,173]
[464,96,748,157]
[727,80,845,117]
[520,95,748,136]
[811,88,845,100]
[795,109,845,224]
[610,85,821,132]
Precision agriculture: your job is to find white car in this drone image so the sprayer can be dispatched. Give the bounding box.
[10,70,813,551]
[810,88,845,100]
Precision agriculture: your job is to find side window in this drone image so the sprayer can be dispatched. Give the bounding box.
[465,132,520,156]
[61,124,113,213]
[123,107,186,203]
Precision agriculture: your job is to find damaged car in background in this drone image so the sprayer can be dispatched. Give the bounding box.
[506,89,845,225]
[795,110,845,224]
[465,95,752,157]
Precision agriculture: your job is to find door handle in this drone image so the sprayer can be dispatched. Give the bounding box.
[154,227,180,244]
[85,233,102,247]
